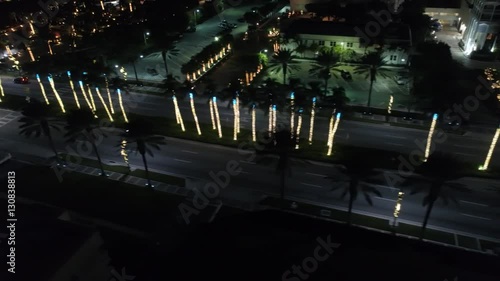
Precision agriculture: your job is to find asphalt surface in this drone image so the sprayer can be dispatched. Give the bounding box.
[0,106,499,240]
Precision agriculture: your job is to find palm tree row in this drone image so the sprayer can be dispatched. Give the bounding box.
[18,99,165,188]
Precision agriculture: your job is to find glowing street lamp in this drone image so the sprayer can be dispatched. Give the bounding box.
[290,92,295,139]
[189,93,201,135]
[95,87,114,121]
[295,108,303,149]
[172,95,185,131]
[309,97,316,144]
[117,89,129,123]
[78,81,92,110]
[424,113,438,162]
[213,97,222,138]
[327,113,342,156]
[479,125,500,171]
[36,74,50,105]
[67,71,80,108]
[47,76,65,113]
[252,104,256,142]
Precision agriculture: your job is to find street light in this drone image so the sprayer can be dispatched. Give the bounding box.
[193,9,200,26]
[214,36,219,42]
[144,32,150,45]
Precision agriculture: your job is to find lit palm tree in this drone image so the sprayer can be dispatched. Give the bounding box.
[64,108,107,176]
[121,117,166,188]
[400,153,469,239]
[161,44,179,76]
[309,48,342,95]
[354,50,391,109]
[269,48,300,85]
[327,154,382,225]
[18,99,63,164]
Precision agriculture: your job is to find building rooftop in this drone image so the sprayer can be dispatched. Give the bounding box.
[0,199,96,281]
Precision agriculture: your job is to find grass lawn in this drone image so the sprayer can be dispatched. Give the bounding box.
[60,153,186,187]
[457,235,479,250]
[15,164,185,232]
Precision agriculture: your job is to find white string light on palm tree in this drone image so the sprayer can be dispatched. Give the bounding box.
[309,97,316,144]
[268,104,273,137]
[213,97,222,138]
[424,113,438,162]
[290,92,295,139]
[67,71,80,108]
[36,74,50,105]
[295,108,303,149]
[252,104,256,142]
[327,112,341,156]
[479,125,500,171]
[172,95,185,131]
[78,81,92,110]
[209,98,216,130]
[47,76,65,113]
[272,105,277,134]
[104,75,114,114]
[117,89,129,123]
[87,85,96,111]
[233,99,238,140]
[189,93,201,135]
[95,87,113,121]
[0,77,4,98]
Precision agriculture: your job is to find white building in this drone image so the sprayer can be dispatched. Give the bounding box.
[459,0,500,55]
[283,19,412,65]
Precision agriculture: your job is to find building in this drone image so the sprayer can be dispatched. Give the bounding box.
[0,199,112,281]
[283,19,412,65]
[459,0,500,55]
[425,0,461,25]
[290,0,329,11]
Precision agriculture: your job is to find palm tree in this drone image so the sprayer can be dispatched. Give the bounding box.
[164,74,181,96]
[321,86,350,111]
[309,49,342,95]
[161,44,179,76]
[354,50,391,109]
[269,48,300,85]
[327,154,382,225]
[294,40,309,58]
[18,99,63,164]
[121,118,166,188]
[64,108,107,176]
[400,153,469,239]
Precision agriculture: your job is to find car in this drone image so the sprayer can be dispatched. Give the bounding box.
[340,70,352,80]
[14,77,29,84]
[186,26,196,33]
[394,75,409,85]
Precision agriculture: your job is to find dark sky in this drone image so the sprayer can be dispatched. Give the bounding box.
[426,0,462,8]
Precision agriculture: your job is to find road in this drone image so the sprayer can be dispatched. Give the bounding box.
[0,107,499,240]
[1,75,499,168]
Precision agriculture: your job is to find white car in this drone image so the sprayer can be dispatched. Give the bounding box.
[0,152,12,165]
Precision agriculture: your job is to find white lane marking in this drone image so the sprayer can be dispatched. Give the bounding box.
[301,182,324,188]
[240,160,256,165]
[174,159,191,163]
[306,172,327,177]
[181,150,198,154]
[387,142,404,146]
[375,197,396,202]
[368,184,399,191]
[460,200,488,207]
[387,135,407,139]
[461,213,492,220]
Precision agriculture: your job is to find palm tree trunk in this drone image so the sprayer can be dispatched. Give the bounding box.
[283,64,287,85]
[280,169,285,200]
[324,78,329,96]
[47,133,59,163]
[90,140,106,176]
[367,78,374,108]
[141,152,153,188]
[163,57,169,76]
[347,195,354,225]
[420,199,436,240]
[132,61,139,85]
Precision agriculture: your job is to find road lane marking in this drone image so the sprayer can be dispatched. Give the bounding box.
[240,160,256,165]
[375,197,395,202]
[174,159,191,163]
[387,142,404,146]
[460,200,488,207]
[301,182,324,188]
[368,184,399,191]
[461,213,491,220]
[181,150,198,154]
[306,172,327,177]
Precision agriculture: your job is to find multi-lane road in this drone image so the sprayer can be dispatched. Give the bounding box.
[0,105,499,240]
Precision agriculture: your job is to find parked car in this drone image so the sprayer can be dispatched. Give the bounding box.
[14,77,29,84]
[394,75,409,85]
[340,70,352,80]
